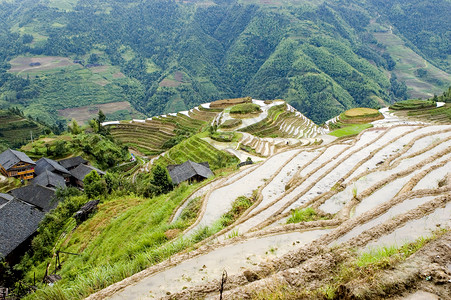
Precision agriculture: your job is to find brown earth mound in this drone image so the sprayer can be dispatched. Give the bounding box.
[210,97,252,109]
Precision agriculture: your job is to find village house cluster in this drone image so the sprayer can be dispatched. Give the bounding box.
[0,149,104,263]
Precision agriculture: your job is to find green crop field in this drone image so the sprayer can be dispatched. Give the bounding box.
[390,99,436,110]
[329,123,373,138]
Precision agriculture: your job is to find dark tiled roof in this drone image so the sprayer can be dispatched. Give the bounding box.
[35,157,70,176]
[0,198,45,258]
[0,149,35,171]
[167,160,213,185]
[32,170,66,189]
[10,185,57,212]
[0,193,14,207]
[58,156,88,170]
[70,164,105,182]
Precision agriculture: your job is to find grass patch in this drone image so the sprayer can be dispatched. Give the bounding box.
[210,131,238,142]
[220,196,254,227]
[329,124,372,137]
[286,207,330,224]
[177,196,202,225]
[23,183,206,300]
[406,103,451,123]
[230,103,262,115]
[322,229,448,299]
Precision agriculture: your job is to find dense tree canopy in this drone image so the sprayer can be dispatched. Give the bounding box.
[0,0,449,124]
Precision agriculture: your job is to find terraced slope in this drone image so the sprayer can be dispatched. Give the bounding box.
[107,108,215,156]
[0,109,49,151]
[153,135,239,171]
[107,99,325,159]
[90,108,451,300]
[240,103,325,139]
[396,103,451,124]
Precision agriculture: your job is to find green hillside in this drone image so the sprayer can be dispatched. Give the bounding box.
[0,0,450,124]
[0,108,50,152]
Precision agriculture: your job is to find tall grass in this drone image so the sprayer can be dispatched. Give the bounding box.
[286,207,329,224]
[24,183,200,299]
[25,188,255,299]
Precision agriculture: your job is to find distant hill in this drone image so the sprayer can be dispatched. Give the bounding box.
[0,0,449,125]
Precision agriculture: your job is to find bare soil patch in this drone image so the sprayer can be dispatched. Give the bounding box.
[344,108,380,118]
[94,79,110,86]
[159,78,181,87]
[90,65,110,73]
[174,71,184,82]
[112,72,125,79]
[8,56,75,73]
[210,97,252,109]
[58,101,132,124]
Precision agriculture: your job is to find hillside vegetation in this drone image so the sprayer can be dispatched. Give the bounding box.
[0,0,449,126]
[0,108,50,151]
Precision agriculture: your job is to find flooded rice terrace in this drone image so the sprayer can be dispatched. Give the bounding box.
[89,108,450,300]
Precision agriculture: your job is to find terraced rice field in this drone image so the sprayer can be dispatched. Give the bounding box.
[153,136,239,170]
[107,100,325,160]
[90,108,451,300]
[107,111,211,156]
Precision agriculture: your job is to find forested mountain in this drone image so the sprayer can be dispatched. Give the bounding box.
[0,0,449,125]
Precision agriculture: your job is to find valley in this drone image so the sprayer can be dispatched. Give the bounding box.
[1,0,450,128]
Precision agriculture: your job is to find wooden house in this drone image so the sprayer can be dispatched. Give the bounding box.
[167,160,213,185]
[0,149,35,180]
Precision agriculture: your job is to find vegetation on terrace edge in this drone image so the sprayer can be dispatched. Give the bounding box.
[390,86,451,111]
[390,99,436,110]
[286,207,332,224]
[390,86,451,123]
[251,229,449,299]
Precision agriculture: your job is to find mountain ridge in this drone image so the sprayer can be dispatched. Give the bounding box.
[0,0,449,125]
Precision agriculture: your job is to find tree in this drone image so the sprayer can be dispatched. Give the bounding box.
[96,110,109,136]
[150,165,173,194]
[69,119,82,135]
[83,170,106,198]
[54,140,67,157]
[98,110,106,124]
